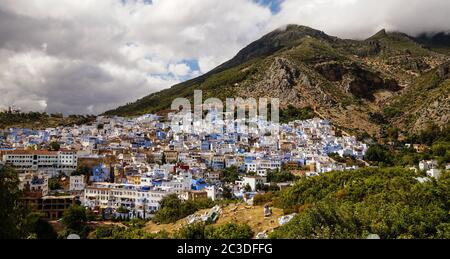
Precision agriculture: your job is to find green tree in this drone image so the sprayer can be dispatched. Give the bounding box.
[222,186,233,200]
[175,222,206,239]
[0,166,27,239]
[436,223,450,239]
[61,205,88,237]
[48,177,61,191]
[94,226,169,239]
[222,166,240,183]
[270,168,450,239]
[244,184,252,192]
[365,145,390,165]
[280,105,315,123]
[386,127,399,142]
[267,170,295,183]
[116,206,129,214]
[432,142,449,157]
[253,192,274,205]
[48,141,61,151]
[153,194,215,224]
[22,213,57,239]
[71,165,90,176]
[206,223,254,239]
[246,171,256,176]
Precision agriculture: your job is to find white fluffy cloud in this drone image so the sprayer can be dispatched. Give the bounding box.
[0,0,449,114]
[0,0,272,114]
[269,0,450,39]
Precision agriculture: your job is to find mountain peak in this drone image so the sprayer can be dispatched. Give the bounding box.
[106,25,449,137]
[368,29,388,40]
[368,28,416,43]
[268,24,332,42]
[213,25,335,72]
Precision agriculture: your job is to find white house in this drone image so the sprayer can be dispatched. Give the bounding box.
[419,160,438,171]
[70,175,86,191]
[244,163,258,173]
[427,169,441,179]
[19,172,49,196]
[83,183,169,218]
[205,185,217,201]
[259,159,281,171]
[2,150,77,174]
[241,176,266,192]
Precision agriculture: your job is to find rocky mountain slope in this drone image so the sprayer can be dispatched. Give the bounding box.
[105,25,450,138]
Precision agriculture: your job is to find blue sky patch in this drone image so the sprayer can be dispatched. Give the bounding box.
[120,0,152,6]
[184,59,200,72]
[254,0,283,14]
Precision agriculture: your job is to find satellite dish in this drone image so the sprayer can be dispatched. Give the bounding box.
[67,234,81,240]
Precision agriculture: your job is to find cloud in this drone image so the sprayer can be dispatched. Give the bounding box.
[269,0,450,39]
[0,0,272,114]
[0,0,449,114]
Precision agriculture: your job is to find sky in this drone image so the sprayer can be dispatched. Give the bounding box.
[0,0,449,115]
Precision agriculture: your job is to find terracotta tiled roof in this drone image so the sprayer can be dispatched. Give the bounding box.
[1,150,58,155]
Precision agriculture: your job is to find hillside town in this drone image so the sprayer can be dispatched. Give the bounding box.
[1,113,372,220]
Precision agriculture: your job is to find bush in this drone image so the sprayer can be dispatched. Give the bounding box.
[48,178,61,191]
[22,213,57,239]
[0,166,26,239]
[175,222,207,239]
[280,105,315,123]
[365,145,391,165]
[222,166,240,183]
[270,168,450,239]
[267,170,296,183]
[206,223,254,239]
[60,205,89,237]
[432,142,449,157]
[253,192,274,206]
[173,222,254,240]
[153,194,215,224]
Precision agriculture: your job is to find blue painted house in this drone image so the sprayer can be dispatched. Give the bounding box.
[91,163,111,182]
[191,178,209,191]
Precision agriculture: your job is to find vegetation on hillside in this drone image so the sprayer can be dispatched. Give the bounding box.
[365,124,450,168]
[270,167,450,239]
[90,221,253,240]
[0,112,95,129]
[279,105,316,123]
[266,169,298,183]
[104,25,449,138]
[175,222,254,240]
[153,194,215,224]
[0,166,57,239]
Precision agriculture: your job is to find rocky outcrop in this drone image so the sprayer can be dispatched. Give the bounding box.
[412,94,450,132]
[314,62,344,82]
[247,58,302,103]
[387,56,431,73]
[348,67,400,101]
[268,58,300,88]
[438,61,450,79]
[355,40,382,57]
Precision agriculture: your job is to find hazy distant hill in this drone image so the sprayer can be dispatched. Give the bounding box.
[105,25,450,137]
[0,112,95,129]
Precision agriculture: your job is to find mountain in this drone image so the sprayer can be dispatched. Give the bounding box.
[105,25,450,138]
[416,32,450,55]
[0,112,96,130]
